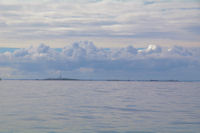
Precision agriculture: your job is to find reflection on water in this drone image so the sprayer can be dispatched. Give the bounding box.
[0,81,200,133]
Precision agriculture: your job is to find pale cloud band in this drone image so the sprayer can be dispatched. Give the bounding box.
[0,0,200,47]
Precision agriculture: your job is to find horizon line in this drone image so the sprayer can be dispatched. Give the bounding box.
[1,78,200,82]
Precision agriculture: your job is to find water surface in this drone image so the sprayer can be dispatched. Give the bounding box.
[0,80,200,133]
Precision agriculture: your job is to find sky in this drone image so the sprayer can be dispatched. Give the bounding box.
[0,0,200,48]
[0,0,200,80]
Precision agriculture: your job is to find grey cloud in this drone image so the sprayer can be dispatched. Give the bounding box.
[0,22,7,27]
[168,45,193,56]
[0,41,200,80]
[186,26,200,35]
[0,4,22,11]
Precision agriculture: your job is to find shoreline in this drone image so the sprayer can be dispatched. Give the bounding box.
[1,78,200,82]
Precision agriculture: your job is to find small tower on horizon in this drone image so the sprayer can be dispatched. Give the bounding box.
[59,71,62,79]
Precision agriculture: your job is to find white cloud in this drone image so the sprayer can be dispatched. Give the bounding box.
[0,41,200,80]
[138,45,162,55]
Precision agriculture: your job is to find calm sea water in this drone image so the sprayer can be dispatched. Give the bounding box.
[0,80,200,133]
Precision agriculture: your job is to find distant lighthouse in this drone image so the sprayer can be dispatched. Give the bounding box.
[59,71,62,79]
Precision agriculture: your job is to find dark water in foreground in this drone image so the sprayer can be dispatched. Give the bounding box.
[0,81,200,133]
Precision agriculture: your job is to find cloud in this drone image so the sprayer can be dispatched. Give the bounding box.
[0,0,199,43]
[0,41,200,80]
[138,45,162,55]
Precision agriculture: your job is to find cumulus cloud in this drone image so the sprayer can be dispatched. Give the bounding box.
[0,41,200,80]
[138,45,162,55]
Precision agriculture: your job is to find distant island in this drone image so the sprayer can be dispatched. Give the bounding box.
[43,78,79,81]
[2,78,199,82]
[38,78,181,82]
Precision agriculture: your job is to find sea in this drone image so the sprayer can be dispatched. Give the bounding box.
[0,80,200,133]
